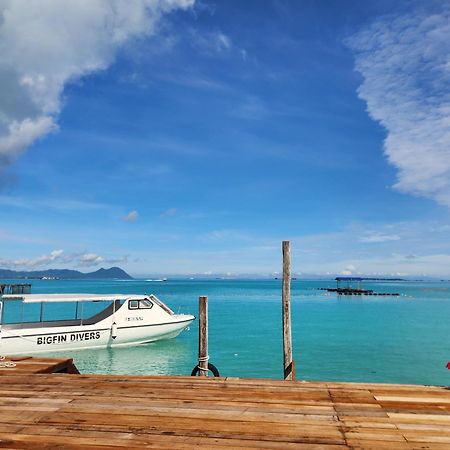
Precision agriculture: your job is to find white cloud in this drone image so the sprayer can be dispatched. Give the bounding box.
[340,264,357,276]
[347,6,450,206]
[123,209,139,222]
[0,249,128,269]
[290,219,450,276]
[216,32,231,51]
[189,28,232,54]
[202,229,250,241]
[76,252,128,267]
[359,232,400,243]
[78,253,105,266]
[0,117,56,163]
[0,194,109,211]
[0,248,64,268]
[0,0,194,169]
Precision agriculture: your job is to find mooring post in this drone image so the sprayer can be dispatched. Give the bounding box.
[198,296,209,377]
[282,241,295,380]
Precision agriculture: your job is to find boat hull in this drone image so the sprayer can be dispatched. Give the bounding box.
[0,316,194,355]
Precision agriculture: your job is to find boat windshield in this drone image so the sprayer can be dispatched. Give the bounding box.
[1,299,125,325]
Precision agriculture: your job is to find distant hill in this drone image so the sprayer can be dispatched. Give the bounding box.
[0,266,133,280]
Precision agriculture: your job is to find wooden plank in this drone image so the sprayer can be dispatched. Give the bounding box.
[38,411,346,442]
[376,395,450,404]
[0,428,349,449]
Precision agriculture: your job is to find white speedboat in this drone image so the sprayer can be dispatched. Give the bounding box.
[0,293,195,355]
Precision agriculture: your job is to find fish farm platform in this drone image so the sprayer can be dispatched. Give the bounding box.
[318,288,400,296]
[0,357,449,448]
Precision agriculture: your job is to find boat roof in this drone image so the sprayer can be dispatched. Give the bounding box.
[0,294,151,303]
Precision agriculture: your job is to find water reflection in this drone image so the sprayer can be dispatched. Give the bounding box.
[44,338,194,376]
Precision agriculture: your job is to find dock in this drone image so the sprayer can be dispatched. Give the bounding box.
[0,283,31,295]
[318,288,400,296]
[0,355,79,375]
[0,357,450,448]
[319,277,400,296]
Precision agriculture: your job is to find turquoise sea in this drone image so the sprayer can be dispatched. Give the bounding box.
[2,278,450,386]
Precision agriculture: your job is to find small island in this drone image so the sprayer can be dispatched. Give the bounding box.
[0,266,133,280]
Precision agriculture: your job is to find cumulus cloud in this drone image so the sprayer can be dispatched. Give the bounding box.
[0,249,127,269]
[0,0,194,169]
[0,249,64,268]
[78,253,105,266]
[77,252,128,267]
[123,209,139,222]
[347,6,450,206]
[340,264,358,276]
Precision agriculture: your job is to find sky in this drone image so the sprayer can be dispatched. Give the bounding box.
[1,0,450,278]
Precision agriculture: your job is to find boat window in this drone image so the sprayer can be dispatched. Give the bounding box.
[43,301,79,322]
[139,299,153,309]
[22,302,41,322]
[0,299,122,324]
[1,300,41,324]
[81,300,117,321]
[2,300,21,324]
[129,300,139,310]
[128,299,153,310]
[1,300,39,324]
[43,301,115,322]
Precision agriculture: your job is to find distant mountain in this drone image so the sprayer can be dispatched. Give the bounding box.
[0,266,133,280]
[84,267,133,280]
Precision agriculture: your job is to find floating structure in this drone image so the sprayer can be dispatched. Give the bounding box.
[0,293,194,354]
[319,277,400,296]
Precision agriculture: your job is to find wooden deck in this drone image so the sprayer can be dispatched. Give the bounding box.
[1,360,450,449]
[0,355,79,375]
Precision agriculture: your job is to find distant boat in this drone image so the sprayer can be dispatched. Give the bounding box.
[0,293,194,355]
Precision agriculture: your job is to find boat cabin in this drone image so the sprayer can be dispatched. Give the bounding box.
[0,294,174,329]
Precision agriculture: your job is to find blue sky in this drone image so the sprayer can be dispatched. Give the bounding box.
[1,0,450,277]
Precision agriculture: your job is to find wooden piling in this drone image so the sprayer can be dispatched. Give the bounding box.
[282,241,295,380]
[198,296,209,376]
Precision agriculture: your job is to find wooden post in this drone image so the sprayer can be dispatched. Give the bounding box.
[198,296,209,377]
[282,241,295,380]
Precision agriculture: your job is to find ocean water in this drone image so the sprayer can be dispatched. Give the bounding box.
[2,278,450,386]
